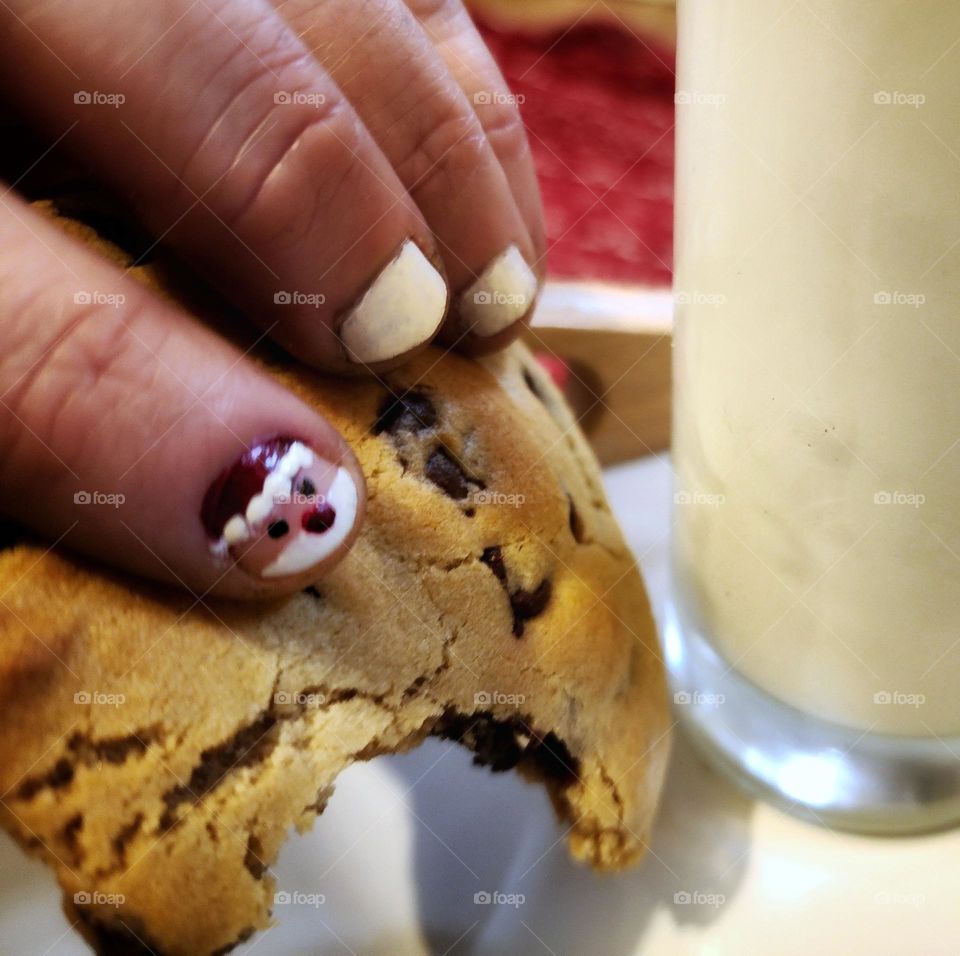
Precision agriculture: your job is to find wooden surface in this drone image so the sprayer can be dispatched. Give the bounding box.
[469,0,676,45]
[524,281,673,465]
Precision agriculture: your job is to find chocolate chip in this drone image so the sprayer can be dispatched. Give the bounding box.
[435,711,578,786]
[425,447,478,500]
[71,733,149,765]
[402,674,429,700]
[304,585,323,600]
[480,548,551,637]
[436,712,523,772]
[298,478,316,497]
[480,546,507,584]
[112,814,143,865]
[159,713,277,832]
[61,813,83,854]
[523,366,546,402]
[74,913,163,956]
[243,833,267,880]
[528,730,579,786]
[267,519,289,539]
[16,757,74,800]
[373,391,437,436]
[511,580,552,637]
[211,928,255,956]
[568,495,585,543]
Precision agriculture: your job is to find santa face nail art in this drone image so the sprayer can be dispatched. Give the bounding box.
[202,438,358,580]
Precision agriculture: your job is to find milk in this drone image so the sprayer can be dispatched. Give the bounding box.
[672,0,960,736]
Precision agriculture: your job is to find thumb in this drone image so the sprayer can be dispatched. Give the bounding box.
[0,192,364,598]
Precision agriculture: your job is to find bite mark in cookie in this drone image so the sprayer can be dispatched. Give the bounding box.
[435,711,578,784]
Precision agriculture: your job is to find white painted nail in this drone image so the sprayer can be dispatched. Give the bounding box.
[458,245,539,337]
[340,240,448,364]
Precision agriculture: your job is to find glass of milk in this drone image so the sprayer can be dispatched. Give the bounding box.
[668,0,960,831]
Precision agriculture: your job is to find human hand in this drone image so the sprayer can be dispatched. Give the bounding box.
[0,0,544,597]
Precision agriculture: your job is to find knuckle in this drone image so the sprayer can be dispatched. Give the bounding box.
[406,0,463,25]
[160,13,350,236]
[221,101,365,253]
[0,286,148,466]
[393,104,485,196]
[477,99,531,166]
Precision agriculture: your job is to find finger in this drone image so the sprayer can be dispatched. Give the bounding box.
[404,0,547,262]
[276,0,542,352]
[0,191,364,598]
[0,0,449,372]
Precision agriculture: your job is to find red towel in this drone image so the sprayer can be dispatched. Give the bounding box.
[479,23,675,286]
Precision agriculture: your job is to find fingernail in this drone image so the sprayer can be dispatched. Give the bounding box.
[458,245,539,337]
[339,240,448,364]
[202,438,359,580]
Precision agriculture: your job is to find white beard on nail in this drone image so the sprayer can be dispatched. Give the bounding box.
[212,442,316,553]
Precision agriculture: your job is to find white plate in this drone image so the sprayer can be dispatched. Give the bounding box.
[3,454,959,955]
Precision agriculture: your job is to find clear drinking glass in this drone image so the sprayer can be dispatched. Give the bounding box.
[668,0,960,832]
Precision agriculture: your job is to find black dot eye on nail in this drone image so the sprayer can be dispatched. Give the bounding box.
[267,520,290,539]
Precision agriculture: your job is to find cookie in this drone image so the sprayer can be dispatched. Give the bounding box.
[0,198,670,954]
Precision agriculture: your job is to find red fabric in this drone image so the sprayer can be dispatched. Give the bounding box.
[479,24,675,286]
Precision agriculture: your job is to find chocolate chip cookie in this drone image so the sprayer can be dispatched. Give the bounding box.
[0,198,670,955]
